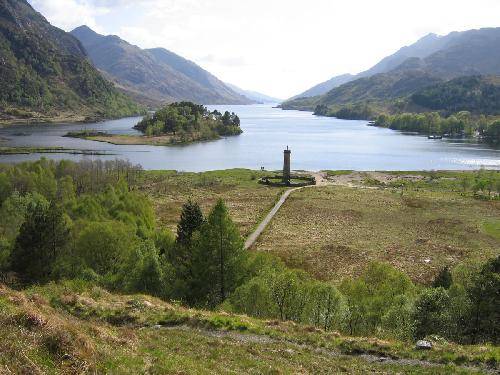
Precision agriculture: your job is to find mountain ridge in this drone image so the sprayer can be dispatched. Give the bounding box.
[225,83,282,104]
[0,0,142,123]
[71,25,254,106]
[282,27,500,117]
[289,28,497,100]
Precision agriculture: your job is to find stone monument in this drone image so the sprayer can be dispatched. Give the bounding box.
[283,146,291,185]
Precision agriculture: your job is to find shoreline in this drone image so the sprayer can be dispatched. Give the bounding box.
[65,132,225,147]
[0,146,115,156]
[0,112,145,127]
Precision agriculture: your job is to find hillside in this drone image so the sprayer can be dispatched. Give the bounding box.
[284,27,500,116]
[410,75,500,115]
[290,73,355,100]
[71,26,253,106]
[282,69,443,114]
[2,281,497,374]
[0,0,142,124]
[291,32,456,99]
[225,82,282,104]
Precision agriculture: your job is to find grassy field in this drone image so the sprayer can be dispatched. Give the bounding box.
[253,179,499,283]
[139,169,499,284]
[1,281,496,374]
[141,169,284,237]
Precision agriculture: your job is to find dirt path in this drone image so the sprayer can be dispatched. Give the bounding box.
[244,172,330,249]
[244,170,425,249]
[244,186,307,249]
[161,325,491,373]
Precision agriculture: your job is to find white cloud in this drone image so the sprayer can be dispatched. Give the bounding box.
[29,0,500,98]
[29,0,110,32]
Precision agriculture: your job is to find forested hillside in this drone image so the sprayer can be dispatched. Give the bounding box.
[0,0,142,123]
[410,76,500,115]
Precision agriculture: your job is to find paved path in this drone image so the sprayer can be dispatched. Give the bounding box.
[244,172,330,250]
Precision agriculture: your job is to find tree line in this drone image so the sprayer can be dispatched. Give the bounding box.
[0,159,498,346]
[134,102,242,140]
[374,111,500,142]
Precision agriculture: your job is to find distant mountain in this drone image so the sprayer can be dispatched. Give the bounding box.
[282,27,500,117]
[318,70,442,106]
[290,28,500,100]
[71,26,253,106]
[290,33,453,100]
[291,74,355,100]
[224,83,281,104]
[0,0,141,123]
[404,28,500,79]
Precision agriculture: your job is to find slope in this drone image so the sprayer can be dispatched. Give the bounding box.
[0,0,142,124]
[71,25,253,106]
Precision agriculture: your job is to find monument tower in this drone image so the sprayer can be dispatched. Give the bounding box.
[283,146,291,185]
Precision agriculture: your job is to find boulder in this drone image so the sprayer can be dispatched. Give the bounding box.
[415,340,433,350]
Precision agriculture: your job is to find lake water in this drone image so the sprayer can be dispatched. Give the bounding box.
[0,105,499,171]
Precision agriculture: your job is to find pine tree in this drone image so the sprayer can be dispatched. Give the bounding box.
[176,200,204,247]
[10,200,70,282]
[191,199,245,307]
[432,266,453,289]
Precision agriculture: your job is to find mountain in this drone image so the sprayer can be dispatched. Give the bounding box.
[282,27,500,117]
[290,33,453,100]
[0,0,142,123]
[290,28,500,100]
[318,70,442,106]
[71,26,253,106]
[225,83,281,104]
[291,74,355,100]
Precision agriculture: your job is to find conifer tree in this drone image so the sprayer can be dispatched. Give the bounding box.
[432,266,453,289]
[11,200,70,282]
[176,199,204,247]
[191,199,245,307]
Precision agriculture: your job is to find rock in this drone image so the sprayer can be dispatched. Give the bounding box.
[416,340,432,350]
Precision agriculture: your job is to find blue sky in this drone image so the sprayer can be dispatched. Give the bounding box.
[29,0,500,99]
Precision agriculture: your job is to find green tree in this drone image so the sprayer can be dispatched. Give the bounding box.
[0,172,12,206]
[120,240,171,298]
[10,200,70,282]
[432,266,453,289]
[75,221,136,276]
[176,200,204,247]
[191,199,245,307]
[412,287,451,339]
[305,281,344,330]
[340,262,414,335]
[465,256,499,344]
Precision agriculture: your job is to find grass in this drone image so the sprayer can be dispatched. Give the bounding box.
[252,173,499,283]
[0,281,496,374]
[482,219,500,240]
[141,169,284,237]
[138,169,499,282]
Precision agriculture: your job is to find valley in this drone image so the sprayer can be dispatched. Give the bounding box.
[0,1,499,373]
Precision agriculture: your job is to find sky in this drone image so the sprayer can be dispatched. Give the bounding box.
[29,0,500,99]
